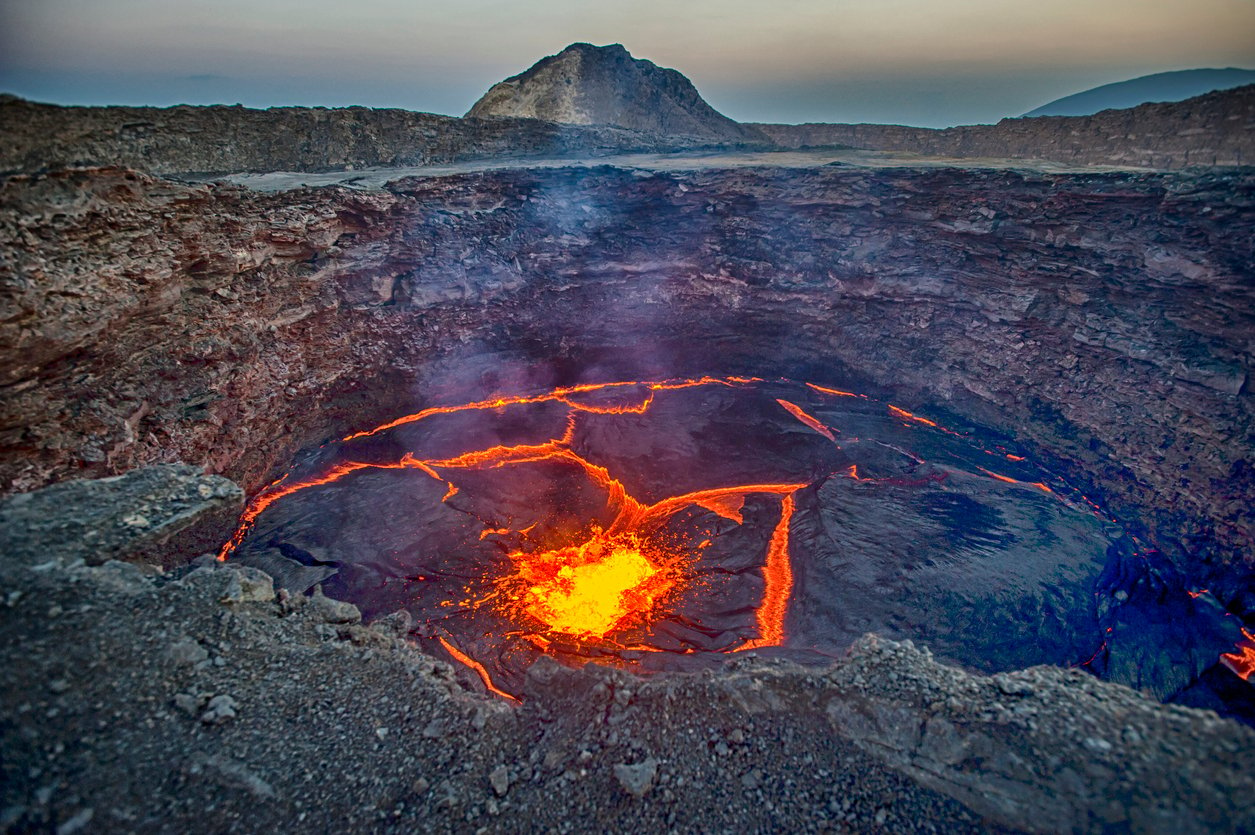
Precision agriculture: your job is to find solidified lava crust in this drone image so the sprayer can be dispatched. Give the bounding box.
[222,376,1247,708]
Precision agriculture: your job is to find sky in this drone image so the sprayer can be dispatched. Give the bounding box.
[1,0,1253,127]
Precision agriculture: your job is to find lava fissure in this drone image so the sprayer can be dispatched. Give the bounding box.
[1221,628,1255,681]
[741,493,797,650]
[776,398,839,442]
[437,636,520,702]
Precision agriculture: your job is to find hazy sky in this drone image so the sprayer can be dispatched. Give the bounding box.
[2,0,1253,127]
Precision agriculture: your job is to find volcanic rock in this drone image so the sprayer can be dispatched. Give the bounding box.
[3,164,1249,584]
[754,83,1255,168]
[166,639,209,667]
[0,96,698,177]
[467,43,763,144]
[2,70,1250,173]
[0,463,241,567]
[200,694,238,724]
[613,758,658,797]
[488,764,510,796]
[306,586,362,624]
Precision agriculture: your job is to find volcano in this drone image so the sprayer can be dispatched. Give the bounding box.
[2,38,1254,835]
[466,42,764,143]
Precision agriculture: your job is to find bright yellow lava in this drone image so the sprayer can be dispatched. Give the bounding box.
[517,535,672,639]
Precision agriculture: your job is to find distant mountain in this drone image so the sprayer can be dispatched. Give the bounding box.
[466,43,763,143]
[1024,68,1255,117]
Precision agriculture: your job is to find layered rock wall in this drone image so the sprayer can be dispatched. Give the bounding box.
[3,83,1251,176]
[1,165,1251,585]
[0,97,722,176]
[755,84,1255,169]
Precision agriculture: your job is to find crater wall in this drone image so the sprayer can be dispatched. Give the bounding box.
[1,164,1251,587]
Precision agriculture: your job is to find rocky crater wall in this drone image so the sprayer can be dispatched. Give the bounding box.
[3,84,1252,176]
[755,84,1255,169]
[0,97,748,176]
[1,164,1251,590]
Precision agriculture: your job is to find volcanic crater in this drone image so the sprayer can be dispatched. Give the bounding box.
[224,373,1212,707]
[5,161,1253,715]
[3,80,1255,830]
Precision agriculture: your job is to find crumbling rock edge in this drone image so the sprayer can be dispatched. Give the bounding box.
[1,467,1250,833]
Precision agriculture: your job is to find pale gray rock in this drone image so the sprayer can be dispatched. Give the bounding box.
[612,758,658,798]
[166,639,209,667]
[468,43,764,144]
[218,566,275,605]
[200,694,238,725]
[306,587,361,625]
[0,465,242,568]
[488,764,510,797]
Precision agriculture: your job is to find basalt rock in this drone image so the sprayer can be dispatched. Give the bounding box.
[2,82,1250,176]
[0,96,717,177]
[0,464,241,568]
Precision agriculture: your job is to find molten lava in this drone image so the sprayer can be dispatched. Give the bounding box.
[777,399,838,442]
[1221,628,1255,682]
[807,383,863,398]
[221,374,1120,702]
[512,533,673,638]
[437,636,520,702]
[742,494,796,650]
[976,466,1054,494]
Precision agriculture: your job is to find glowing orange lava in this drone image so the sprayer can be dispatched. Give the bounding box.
[976,466,1054,495]
[887,404,968,438]
[742,493,796,650]
[437,636,520,702]
[219,374,1090,700]
[888,404,939,428]
[220,376,814,669]
[777,399,838,441]
[807,383,863,398]
[217,454,439,560]
[1221,628,1255,682]
[342,376,756,441]
[510,533,673,638]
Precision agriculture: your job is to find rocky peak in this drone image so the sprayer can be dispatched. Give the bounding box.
[466,42,762,143]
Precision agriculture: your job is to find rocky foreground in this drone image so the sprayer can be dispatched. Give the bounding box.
[2,466,1252,834]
